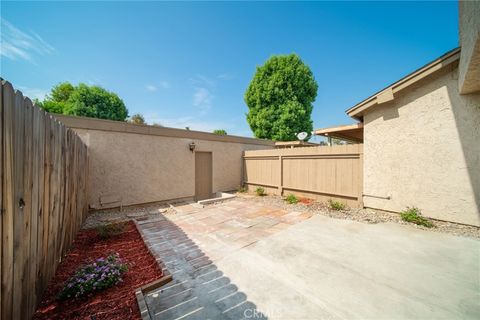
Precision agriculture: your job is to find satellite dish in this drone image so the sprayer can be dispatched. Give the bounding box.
[296,132,308,141]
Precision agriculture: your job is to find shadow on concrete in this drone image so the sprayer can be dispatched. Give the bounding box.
[137,215,267,320]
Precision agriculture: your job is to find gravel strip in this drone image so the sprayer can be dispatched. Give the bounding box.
[236,193,480,240]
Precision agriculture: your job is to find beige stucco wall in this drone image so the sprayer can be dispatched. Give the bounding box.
[459,0,480,94]
[53,116,273,209]
[363,64,480,226]
[75,129,271,208]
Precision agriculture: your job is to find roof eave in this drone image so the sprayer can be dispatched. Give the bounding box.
[346,47,461,119]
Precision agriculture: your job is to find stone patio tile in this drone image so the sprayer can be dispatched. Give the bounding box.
[249,215,279,227]
[300,212,314,219]
[184,211,212,220]
[177,223,214,234]
[138,198,318,319]
[171,202,199,213]
[278,216,299,224]
[266,209,289,217]
[266,222,291,234]
[202,207,225,215]
[225,229,252,241]
[250,221,280,231]
[220,219,252,229]
[244,211,263,219]
[211,228,238,241]
[232,235,258,249]
[284,211,304,217]
[198,216,221,226]
[220,205,237,212]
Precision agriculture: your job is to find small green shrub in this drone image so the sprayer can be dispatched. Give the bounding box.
[58,254,128,300]
[285,194,298,204]
[237,185,247,193]
[400,207,434,228]
[96,222,127,239]
[328,199,346,211]
[255,187,266,196]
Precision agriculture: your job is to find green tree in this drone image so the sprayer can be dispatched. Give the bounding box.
[129,113,146,124]
[36,100,67,114]
[244,54,318,141]
[37,82,128,121]
[50,82,75,102]
[213,129,227,135]
[64,84,128,121]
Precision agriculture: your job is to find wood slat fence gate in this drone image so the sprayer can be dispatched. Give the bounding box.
[243,144,363,207]
[1,80,89,320]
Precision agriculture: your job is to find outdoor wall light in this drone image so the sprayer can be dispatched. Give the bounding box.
[189,141,196,152]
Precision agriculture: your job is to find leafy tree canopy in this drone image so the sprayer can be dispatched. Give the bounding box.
[213,129,227,135]
[128,113,146,125]
[37,82,128,121]
[244,54,318,141]
[50,82,75,102]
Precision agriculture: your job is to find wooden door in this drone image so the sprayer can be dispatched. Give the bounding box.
[195,152,213,201]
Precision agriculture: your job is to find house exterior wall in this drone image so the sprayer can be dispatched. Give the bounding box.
[363,64,480,226]
[54,115,273,209]
[459,0,480,94]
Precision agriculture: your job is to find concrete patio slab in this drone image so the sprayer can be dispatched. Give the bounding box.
[138,198,480,320]
[217,215,480,319]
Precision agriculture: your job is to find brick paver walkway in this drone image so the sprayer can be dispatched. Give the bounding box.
[137,197,313,319]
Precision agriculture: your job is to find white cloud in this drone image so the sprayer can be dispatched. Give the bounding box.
[146,85,158,92]
[146,81,170,92]
[189,74,215,87]
[193,87,213,111]
[217,73,235,80]
[0,18,55,63]
[86,77,104,86]
[159,81,170,89]
[17,86,48,101]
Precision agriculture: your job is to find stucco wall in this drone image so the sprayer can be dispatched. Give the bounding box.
[363,64,480,226]
[459,0,480,94]
[55,116,273,209]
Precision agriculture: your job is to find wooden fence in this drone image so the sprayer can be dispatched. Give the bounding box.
[243,144,363,207]
[1,80,89,320]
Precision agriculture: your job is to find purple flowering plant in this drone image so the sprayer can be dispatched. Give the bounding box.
[58,253,128,300]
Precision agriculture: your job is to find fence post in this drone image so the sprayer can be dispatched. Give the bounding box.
[358,145,364,208]
[241,151,245,188]
[278,155,283,196]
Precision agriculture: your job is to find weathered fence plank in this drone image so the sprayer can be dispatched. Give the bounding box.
[12,89,25,320]
[1,81,15,319]
[0,77,3,320]
[21,97,34,320]
[1,80,89,320]
[243,144,363,207]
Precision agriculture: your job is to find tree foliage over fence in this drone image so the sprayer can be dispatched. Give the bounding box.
[36,82,129,121]
[213,129,227,135]
[244,54,318,141]
[128,113,146,124]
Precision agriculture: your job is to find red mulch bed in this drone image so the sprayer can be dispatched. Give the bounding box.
[298,197,314,205]
[33,221,163,320]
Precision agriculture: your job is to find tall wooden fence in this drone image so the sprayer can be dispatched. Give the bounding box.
[243,144,363,207]
[1,80,89,320]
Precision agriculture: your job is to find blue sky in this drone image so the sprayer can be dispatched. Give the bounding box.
[1,1,458,138]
